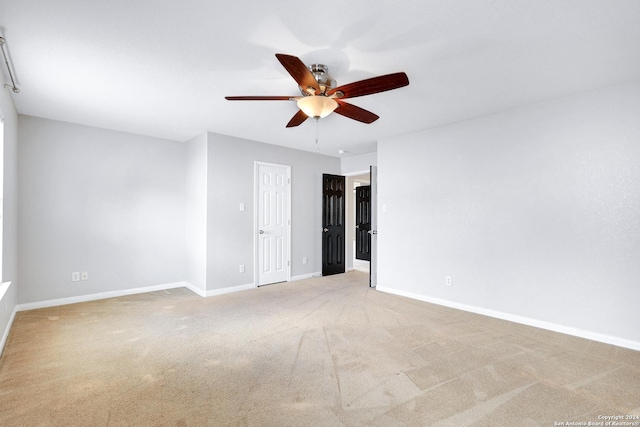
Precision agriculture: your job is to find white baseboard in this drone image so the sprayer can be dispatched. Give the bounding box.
[14,276,308,312]
[291,272,322,281]
[200,273,323,295]
[1,281,15,356]
[190,274,325,296]
[376,286,640,352]
[183,282,207,297]
[205,283,254,297]
[0,306,18,357]
[16,281,187,312]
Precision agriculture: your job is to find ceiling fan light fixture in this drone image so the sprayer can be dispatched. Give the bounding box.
[225,53,409,127]
[297,96,338,119]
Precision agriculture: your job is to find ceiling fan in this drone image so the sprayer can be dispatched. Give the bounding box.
[225,53,409,128]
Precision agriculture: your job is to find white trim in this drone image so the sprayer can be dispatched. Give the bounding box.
[183,281,206,297]
[16,281,187,311]
[1,281,15,356]
[186,281,260,298]
[376,286,640,352]
[291,272,322,281]
[11,280,264,313]
[343,169,370,177]
[0,281,10,301]
[0,306,17,356]
[205,283,254,297]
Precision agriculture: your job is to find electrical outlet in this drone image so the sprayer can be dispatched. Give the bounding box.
[81,272,89,281]
[239,264,245,273]
[302,257,308,265]
[446,276,452,286]
[72,272,80,282]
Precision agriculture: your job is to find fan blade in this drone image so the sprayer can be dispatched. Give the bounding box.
[286,110,309,128]
[334,101,379,124]
[225,96,294,101]
[275,54,319,95]
[327,72,409,99]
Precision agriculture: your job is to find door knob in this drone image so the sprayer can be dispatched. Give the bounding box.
[368,230,377,235]
[259,230,265,234]
[355,225,360,229]
[323,228,329,232]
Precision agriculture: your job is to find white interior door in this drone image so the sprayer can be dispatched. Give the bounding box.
[256,162,290,286]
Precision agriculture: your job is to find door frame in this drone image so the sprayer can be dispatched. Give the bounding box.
[369,165,378,288]
[254,161,292,287]
[344,168,377,286]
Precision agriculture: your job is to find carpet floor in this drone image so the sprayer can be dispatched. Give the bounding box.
[1,271,639,426]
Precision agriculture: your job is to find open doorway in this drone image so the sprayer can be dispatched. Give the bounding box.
[346,173,370,273]
[331,166,377,287]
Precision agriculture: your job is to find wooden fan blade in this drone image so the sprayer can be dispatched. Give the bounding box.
[286,109,309,128]
[334,101,379,124]
[327,72,409,99]
[275,53,319,95]
[225,96,294,101]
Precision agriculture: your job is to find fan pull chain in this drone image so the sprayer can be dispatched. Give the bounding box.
[315,118,320,153]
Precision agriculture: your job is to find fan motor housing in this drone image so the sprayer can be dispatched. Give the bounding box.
[300,64,336,95]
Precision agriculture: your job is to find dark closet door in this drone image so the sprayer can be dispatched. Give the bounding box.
[355,185,371,261]
[322,174,346,276]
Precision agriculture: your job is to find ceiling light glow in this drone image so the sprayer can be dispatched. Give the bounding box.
[297,96,338,119]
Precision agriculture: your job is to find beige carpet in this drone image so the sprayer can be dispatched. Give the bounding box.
[1,271,639,426]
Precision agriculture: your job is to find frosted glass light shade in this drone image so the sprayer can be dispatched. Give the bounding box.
[297,96,338,119]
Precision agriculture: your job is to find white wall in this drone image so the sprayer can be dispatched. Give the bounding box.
[0,87,19,352]
[18,116,186,303]
[185,132,208,294]
[206,132,340,291]
[341,151,376,176]
[377,81,640,348]
[14,118,340,302]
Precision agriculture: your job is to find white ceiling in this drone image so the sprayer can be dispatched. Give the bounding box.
[1,0,639,157]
